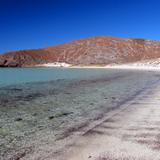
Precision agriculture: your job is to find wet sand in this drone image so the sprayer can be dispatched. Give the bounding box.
[56,79,160,160]
[1,69,160,160]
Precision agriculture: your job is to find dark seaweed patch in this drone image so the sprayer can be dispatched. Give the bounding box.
[49,112,73,120]
[15,118,23,121]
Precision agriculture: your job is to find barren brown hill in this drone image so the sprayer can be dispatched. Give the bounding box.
[1,36,160,67]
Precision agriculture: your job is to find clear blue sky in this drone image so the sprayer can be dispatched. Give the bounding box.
[0,0,160,54]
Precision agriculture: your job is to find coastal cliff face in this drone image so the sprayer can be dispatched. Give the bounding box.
[1,36,160,67]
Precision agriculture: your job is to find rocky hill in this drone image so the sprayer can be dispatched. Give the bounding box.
[1,36,160,67]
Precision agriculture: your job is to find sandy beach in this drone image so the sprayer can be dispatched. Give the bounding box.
[36,60,160,70]
[1,69,160,160]
[1,0,160,159]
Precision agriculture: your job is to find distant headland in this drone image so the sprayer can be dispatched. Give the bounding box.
[1,36,160,67]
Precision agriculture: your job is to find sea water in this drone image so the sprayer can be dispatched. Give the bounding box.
[0,68,119,87]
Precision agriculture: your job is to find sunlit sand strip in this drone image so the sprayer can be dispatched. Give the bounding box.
[106,64,160,71]
[36,63,160,70]
[36,59,160,70]
[36,62,71,67]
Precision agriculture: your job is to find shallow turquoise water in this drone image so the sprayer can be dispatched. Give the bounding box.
[0,68,118,87]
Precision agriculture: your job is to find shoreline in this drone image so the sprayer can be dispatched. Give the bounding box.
[34,61,160,70]
[1,70,160,159]
[57,80,160,160]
